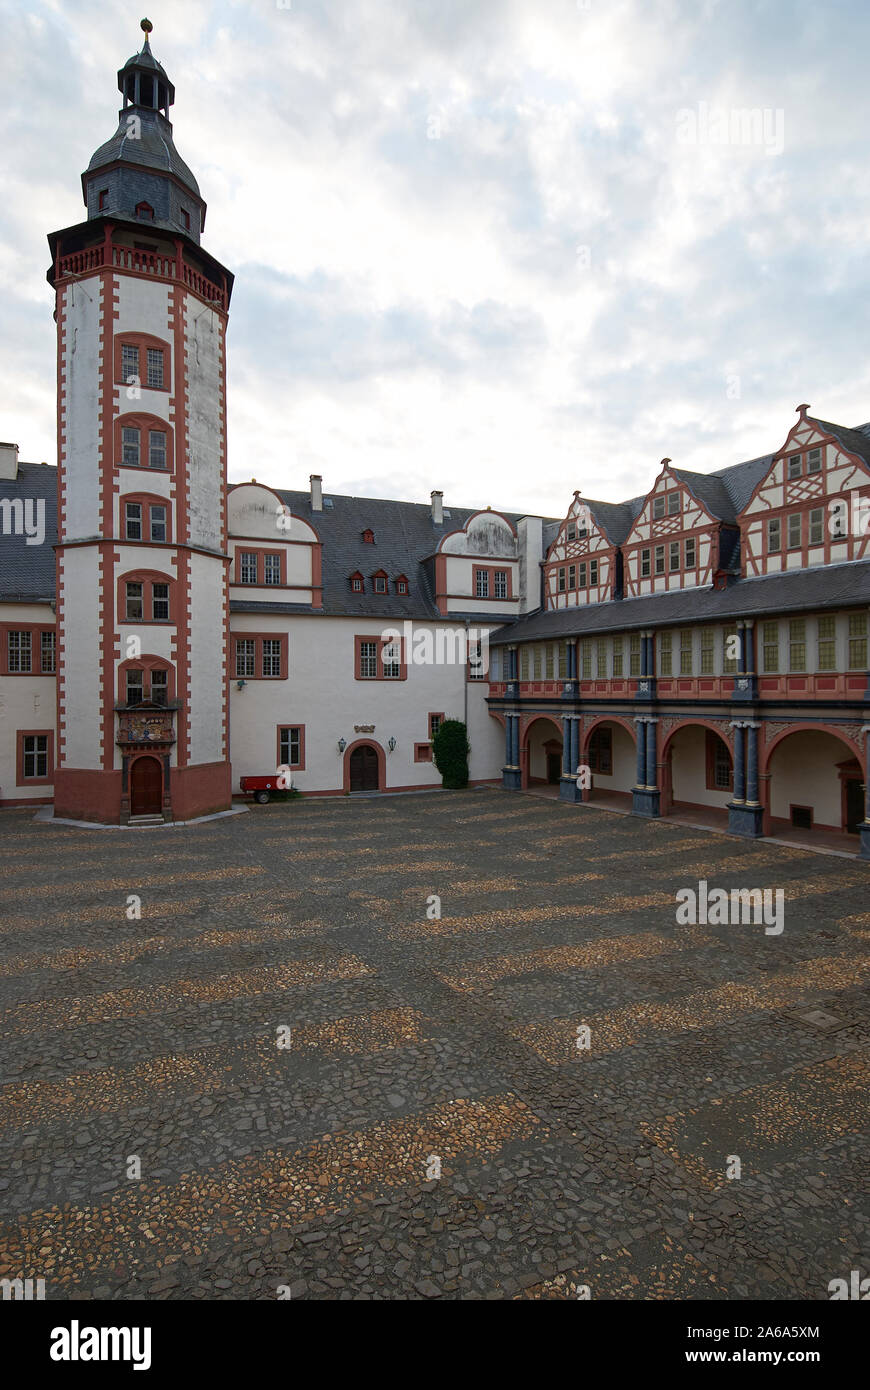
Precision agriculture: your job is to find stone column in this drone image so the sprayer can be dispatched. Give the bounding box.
[645,717,657,788]
[727,719,763,838]
[635,718,646,788]
[861,725,870,860]
[745,722,760,805]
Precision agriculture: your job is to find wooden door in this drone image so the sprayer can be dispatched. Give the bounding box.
[131,756,162,815]
[547,752,562,785]
[349,744,379,792]
[845,778,864,834]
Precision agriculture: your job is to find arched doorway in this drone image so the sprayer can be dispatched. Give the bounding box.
[582,718,636,810]
[661,722,732,827]
[130,755,162,816]
[348,743,380,792]
[766,728,865,838]
[523,717,563,789]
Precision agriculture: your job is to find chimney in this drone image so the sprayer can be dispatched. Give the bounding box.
[310,474,323,512]
[0,442,19,481]
[431,490,443,525]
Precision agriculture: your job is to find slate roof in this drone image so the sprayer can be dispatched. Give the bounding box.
[490,560,870,645]
[810,418,870,469]
[671,467,737,523]
[87,111,201,197]
[0,462,58,603]
[256,487,555,621]
[710,453,774,513]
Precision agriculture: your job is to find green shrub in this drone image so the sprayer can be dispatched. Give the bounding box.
[432,719,469,789]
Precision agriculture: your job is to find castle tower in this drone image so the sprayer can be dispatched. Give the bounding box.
[47,20,233,823]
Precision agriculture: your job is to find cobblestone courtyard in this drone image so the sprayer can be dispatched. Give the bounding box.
[0,789,867,1300]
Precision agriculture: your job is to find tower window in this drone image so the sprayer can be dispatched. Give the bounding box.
[98,189,109,211]
[152,584,170,621]
[122,427,140,467]
[181,209,191,231]
[41,632,56,674]
[148,430,166,469]
[150,669,168,705]
[135,201,154,221]
[126,668,144,705]
[146,348,164,389]
[150,505,167,542]
[475,570,489,598]
[125,582,144,621]
[125,503,143,540]
[122,344,140,385]
[140,75,154,107]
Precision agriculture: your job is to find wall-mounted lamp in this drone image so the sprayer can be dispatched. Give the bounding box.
[337,737,347,754]
[236,680,247,691]
[388,737,397,752]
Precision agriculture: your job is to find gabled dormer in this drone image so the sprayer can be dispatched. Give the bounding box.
[349,570,364,593]
[371,568,389,594]
[738,405,870,577]
[622,459,736,597]
[543,492,623,609]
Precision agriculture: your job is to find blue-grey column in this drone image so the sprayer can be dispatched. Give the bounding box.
[568,718,578,775]
[511,716,520,766]
[635,720,646,787]
[562,717,571,775]
[746,723,759,804]
[732,722,746,802]
[645,718,656,788]
[505,717,513,767]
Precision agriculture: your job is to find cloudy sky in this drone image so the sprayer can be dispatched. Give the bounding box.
[3,0,870,517]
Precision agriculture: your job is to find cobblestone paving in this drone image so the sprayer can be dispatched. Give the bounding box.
[0,789,867,1300]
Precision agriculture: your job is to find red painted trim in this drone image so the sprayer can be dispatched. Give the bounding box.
[119,491,174,544]
[15,729,55,787]
[414,743,433,762]
[342,738,386,792]
[232,632,289,680]
[761,721,865,776]
[276,722,306,770]
[114,410,174,474]
[233,545,287,586]
[353,634,408,681]
[113,330,171,393]
[0,624,57,676]
[116,653,177,704]
[660,718,734,761]
[116,568,177,624]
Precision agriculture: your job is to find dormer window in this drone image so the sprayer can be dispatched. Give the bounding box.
[98,189,109,211]
[135,201,154,221]
[181,209,190,231]
[373,572,388,594]
[350,572,364,592]
[396,576,409,595]
[362,529,375,543]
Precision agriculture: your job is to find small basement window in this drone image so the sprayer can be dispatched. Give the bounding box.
[791,806,813,830]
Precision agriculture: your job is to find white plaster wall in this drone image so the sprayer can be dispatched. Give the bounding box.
[184,292,224,552]
[188,552,227,765]
[115,274,171,343]
[227,616,504,793]
[58,548,102,766]
[0,603,56,801]
[61,277,103,540]
[768,730,850,827]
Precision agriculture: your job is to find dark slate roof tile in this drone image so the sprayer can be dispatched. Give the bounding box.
[490,560,870,644]
[0,462,58,603]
